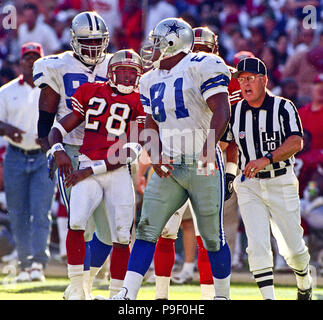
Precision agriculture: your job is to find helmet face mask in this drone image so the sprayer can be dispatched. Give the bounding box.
[108,49,143,94]
[70,11,109,66]
[141,34,168,69]
[141,18,194,69]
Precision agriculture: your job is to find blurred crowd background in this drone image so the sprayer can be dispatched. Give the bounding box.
[0,0,322,105]
[0,0,323,274]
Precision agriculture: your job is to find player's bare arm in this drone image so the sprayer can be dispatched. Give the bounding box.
[144,114,174,178]
[48,112,83,177]
[136,149,152,195]
[64,167,93,187]
[244,135,303,178]
[199,92,231,174]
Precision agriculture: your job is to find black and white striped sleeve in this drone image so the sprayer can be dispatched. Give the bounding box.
[279,98,303,138]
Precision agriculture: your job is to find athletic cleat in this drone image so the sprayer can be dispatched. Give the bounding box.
[214,296,230,300]
[171,270,194,284]
[67,286,86,300]
[94,295,109,300]
[144,273,156,284]
[63,284,71,300]
[297,287,312,300]
[30,262,45,282]
[16,270,31,283]
[109,287,131,300]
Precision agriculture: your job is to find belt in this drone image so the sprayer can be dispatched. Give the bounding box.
[255,167,287,179]
[9,144,42,156]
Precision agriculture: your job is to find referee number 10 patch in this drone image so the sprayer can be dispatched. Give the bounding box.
[262,131,280,151]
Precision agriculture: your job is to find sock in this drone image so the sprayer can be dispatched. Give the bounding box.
[109,278,124,297]
[67,264,84,279]
[83,242,91,271]
[154,237,175,277]
[208,242,231,298]
[200,284,215,300]
[67,264,85,299]
[66,230,86,266]
[122,270,144,300]
[253,268,276,300]
[155,276,171,300]
[83,269,92,299]
[293,265,312,291]
[197,236,214,285]
[89,233,112,268]
[110,245,130,280]
[128,239,156,276]
[57,216,68,257]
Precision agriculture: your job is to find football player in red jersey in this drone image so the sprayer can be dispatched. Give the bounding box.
[48,49,145,300]
[150,27,255,300]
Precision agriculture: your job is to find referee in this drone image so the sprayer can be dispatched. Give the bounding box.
[221,57,312,300]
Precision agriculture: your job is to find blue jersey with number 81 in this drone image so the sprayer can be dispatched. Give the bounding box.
[140,52,231,158]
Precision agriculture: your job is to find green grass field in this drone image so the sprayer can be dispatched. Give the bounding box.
[0,275,322,300]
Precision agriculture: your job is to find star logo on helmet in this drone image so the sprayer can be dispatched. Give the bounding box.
[165,21,185,38]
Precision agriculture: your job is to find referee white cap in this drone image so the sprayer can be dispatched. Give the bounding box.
[232,57,267,78]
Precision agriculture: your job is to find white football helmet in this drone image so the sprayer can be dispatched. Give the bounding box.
[70,11,109,65]
[193,27,218,54]
[108,49,143,94]
[141,17,194,69]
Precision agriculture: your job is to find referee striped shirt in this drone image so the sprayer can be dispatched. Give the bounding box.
[221,92,303,171]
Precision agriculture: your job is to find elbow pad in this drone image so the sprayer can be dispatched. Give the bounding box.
[37,110,56,138]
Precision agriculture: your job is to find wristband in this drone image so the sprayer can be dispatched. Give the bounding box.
[51,143,65,156]
[122,142,142,164]
[225,162,238,175]
[52,122,68,138]
[91,160,107,175]
[46,149,52,158]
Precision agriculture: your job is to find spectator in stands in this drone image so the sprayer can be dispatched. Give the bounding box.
[282,30,323,106]
[89,0,121,41]
[275,33,290,66]
[293,27,315,53]
[17,3,61,56]
[245,0,267,17]
[279,77,302,109]
[144,0,178,38]
[249,25,267,58]
[114,0,144,53]
[261,45,282,91]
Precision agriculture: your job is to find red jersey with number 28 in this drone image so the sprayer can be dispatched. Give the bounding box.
[72,81,146,160]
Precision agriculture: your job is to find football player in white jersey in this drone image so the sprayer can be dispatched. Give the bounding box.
[33,11,127,299]
[111,17,232,300]
[151,26,242,300]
